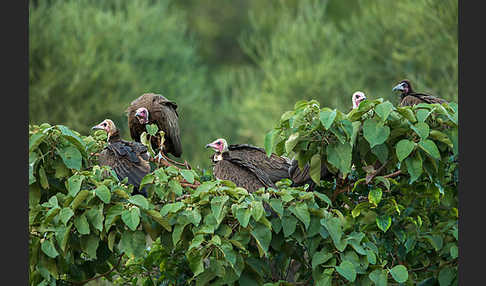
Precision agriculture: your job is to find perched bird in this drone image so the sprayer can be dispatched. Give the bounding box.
[92,119,151,196]
[288,158,332,191]
[206,138,291,193]
[392,79,447,106]
[126,93,182,159]
[352,91,367,109]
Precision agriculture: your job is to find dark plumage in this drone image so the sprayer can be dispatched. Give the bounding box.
[92,119,151,196]
[126,93,182,157]
[206,138,291,193]
[392,79,447,107]
[288,158,332,191]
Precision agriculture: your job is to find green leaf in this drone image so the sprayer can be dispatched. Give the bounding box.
[250,222,272,256]
[70,189,90,210]
[282,215,298,237]
[363,118,390,148]
[424,234,443,251]
[67,174,84,197]
[389,265,408,283]
[320,109,337,129]
[285,132,300,153]
[416,109,432,122]
[145,209,171,231]
[187,251,204,277]
[95,185,111,204]
[234,206,251,228]
[405,154,423,183]
[321,217,346,251]
[74,213,90,235]
[105,204,123,231]
[251,201,265,222]
[312,249,332,269]
[396,107,417,123]
[375,101,394,121]
[269,198,283,217]
[376,215,391,232]
[122,208,141,231]
[290,202,310,229]
[80,234,99,259]
[168,180,183,196]
[314,192,332,207]
[118,230,146,257]
[326,142,352,175]
[58,145,82,170]
[450,245,458,259]
[264,130,277,157]
[366,249,376,265]
[86,205,104,232]
[309,153,322,184]
[438,267,455,286]
[160,201,185,216]
[368,188,382,206]
[29,133,46,152]
[55,223,72,252]
[129,195,149,210]
[369,269,388,286]
[39,166,49,189]
[418,139,441,159]
[146,124,158,136]
[41,239,59,259]
[335,260,356,282]
[371,143,389,164]
[396,139,415,162]
[180,169,195,184]
[412,122,430,139]
[139,173,155,189]
[59,208,74,225]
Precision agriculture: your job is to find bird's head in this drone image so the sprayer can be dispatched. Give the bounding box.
[205,138,229,154]
[92,119,117,138]
[135,107,149,124]
[392,79,413,95]
[352,91,367,109]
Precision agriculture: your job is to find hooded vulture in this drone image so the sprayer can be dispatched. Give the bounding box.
[392,79,447,107]
[351,91,367,109]
[92,119,151,196]
[126,93,182,158]
[288,158,332,191]
[205,138,292,193]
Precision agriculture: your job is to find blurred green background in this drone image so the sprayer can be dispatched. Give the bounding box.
[29,0,458,170]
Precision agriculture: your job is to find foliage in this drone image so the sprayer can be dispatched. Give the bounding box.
[29,0,458,170]
[29,96,458,285]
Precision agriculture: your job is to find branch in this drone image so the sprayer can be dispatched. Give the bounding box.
[70,254,123,285]
[383,170,402,178]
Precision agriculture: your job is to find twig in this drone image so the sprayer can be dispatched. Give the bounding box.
[365,160,389,183]
[331,185,351,201]
[181,181,201,189]
[70,254,124,285]
[161,153,192,169]
[383,170,402,178]
[176,194,191,201]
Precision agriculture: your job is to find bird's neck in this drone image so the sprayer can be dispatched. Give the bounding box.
[108,129,121,142]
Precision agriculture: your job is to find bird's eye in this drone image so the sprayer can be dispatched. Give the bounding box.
[216,142,221,145]
[103,123,107,126]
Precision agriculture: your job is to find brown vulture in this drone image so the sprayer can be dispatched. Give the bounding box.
[126,93,182,159]
[92,119,151,196]
[392,79,447,107]
[352,91,367,109]
[205,138,292,193]
[288,158,332,191]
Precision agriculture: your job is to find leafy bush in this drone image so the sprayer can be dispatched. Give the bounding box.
[29,96,457,285]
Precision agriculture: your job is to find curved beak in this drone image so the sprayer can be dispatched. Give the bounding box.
[205,143,212,149]
[392,83,405,92]
[91,124,104,131]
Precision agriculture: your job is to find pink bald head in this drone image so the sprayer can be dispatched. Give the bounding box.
[352,91,367,109]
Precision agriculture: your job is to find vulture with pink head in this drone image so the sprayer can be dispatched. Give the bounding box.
[206,138,292,193]
[352,91,367,109]
[392,79,447,107]
[92,119,151,196]
[126,93,182,157]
